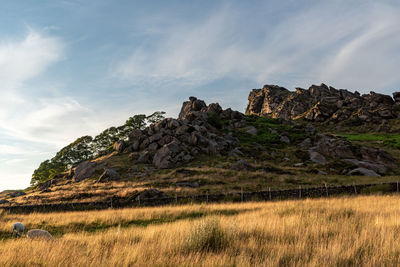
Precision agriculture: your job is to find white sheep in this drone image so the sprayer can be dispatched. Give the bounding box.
[11,222,24,238]
[26,229,54,241]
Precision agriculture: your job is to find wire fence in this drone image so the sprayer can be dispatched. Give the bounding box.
[1,181,399,213]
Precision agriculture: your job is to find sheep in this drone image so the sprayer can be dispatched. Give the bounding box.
[26,229,54,241]
[11,222,24,238]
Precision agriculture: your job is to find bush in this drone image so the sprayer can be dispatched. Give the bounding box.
[185,218,228,253]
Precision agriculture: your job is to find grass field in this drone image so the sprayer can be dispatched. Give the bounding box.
[2,195,400,266]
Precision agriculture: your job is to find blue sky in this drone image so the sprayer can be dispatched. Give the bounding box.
[1,0,400,190]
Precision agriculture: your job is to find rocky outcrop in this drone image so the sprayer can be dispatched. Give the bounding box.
[97,168,120,182]
[299,133,397,175]
[247,83,400,124]
[126,97,242,170]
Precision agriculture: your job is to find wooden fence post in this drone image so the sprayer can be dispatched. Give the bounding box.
[299,186,302,198]
[138,195,141,206]
[206,191,209,204]
[353,183,357,194]
[241,187,243,202]
[325,183,328,197]
[397,181,399,193]
[269,187,272,201]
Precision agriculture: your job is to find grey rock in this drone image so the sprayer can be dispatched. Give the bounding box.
[245,126,258,136]
[176,181,200,188]
[348,168,380,177]
[135,189,167,200]
[97,168,120,182]
[231,160,254,171]
[113,140,126,154]
[280,135,290,144]
[8,191,27,198]
[308,150,327,165]
[0,199,9,204]
[138,151,153,164]
[73,160,98,182]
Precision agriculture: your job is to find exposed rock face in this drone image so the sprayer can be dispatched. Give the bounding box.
[247,84,400,123]
[126,97,242,170]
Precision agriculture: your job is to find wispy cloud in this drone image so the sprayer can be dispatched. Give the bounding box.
[114,2,400,93]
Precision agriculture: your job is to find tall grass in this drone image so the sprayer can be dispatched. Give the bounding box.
[2,196,400,266]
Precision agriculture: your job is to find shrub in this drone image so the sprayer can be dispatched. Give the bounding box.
[184,218,228,253]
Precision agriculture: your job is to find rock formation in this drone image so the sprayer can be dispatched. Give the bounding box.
[246,83,400,124]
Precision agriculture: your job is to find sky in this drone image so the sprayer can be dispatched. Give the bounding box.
[1,0,400,190]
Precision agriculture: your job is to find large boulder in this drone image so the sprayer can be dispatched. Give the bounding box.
[97,168,120,182]
[113,140,126,154]
[73,160,98,182]
[153,141,183,169]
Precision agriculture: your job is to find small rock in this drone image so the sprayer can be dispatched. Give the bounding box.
[317,170,327,175]
[283,157,290,162]
[348,168,380,177]
[113,140,126,154]
[308,150,327,165]
[176,181,200,188]
[280,136,290,144]
[245,126,258,136]
[0,199,9,204]
[135,189,167,200]
[231,160,254,171]
[293,163,304,167]
[8,191,27,198]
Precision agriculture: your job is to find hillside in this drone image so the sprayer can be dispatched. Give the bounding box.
[1,84,399,206]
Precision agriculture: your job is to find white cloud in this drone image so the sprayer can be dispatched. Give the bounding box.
[114,2,400,94]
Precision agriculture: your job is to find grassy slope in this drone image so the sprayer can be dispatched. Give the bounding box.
[3,116,400,206]
[2,195,400,265]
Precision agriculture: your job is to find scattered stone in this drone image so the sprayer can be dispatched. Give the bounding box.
[135,189,167,200]
[348,168,380,177]
[176,181,200,188]
[245,126,258,136]
[293,163,304,167]
[0,199,9,204]
[231,160,254,171]
[8,191,27,198]
[308,151,327,165]
[280,135,290,144]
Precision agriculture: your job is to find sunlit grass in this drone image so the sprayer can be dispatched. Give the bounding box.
[2,195,400,266]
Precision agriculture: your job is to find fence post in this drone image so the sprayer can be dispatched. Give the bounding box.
[397,181,399,193]
[241,187,243,202]
[325,183,328,197]
[175,194,178,204]
[353,183,357,194]
[299,186,302,198]
[138,195,141,206]
[269,187,272,201]
[206,191,209,204]
[110,198,113,209]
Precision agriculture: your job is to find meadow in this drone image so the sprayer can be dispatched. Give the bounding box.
[2,195,400,266]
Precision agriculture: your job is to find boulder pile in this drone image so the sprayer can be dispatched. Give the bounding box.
[299,133,397,176]
[246,83,400,124]
[124,97,243,169]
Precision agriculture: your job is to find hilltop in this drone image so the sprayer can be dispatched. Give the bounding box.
[1,84,400,206]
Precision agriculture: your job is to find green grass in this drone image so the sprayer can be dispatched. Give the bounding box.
[339,134,400,149]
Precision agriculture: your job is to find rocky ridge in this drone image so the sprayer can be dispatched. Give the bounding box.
[246,83,400,125]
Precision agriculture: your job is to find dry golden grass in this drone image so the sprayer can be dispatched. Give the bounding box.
[2,195,400,266]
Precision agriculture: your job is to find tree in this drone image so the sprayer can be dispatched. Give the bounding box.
[30,111,166,185]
